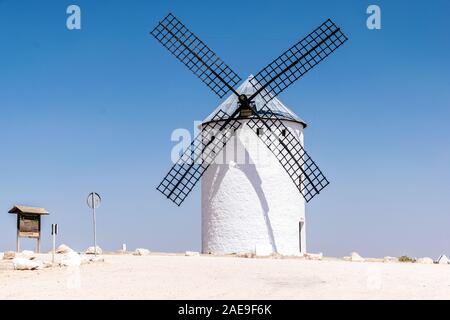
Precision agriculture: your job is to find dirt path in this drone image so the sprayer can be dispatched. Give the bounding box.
[1,254,449,299]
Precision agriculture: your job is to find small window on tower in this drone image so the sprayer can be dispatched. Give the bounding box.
[256,128,262,136]
[281,129,286,137]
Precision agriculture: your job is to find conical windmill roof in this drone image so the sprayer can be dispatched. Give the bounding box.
[203,75,307,128]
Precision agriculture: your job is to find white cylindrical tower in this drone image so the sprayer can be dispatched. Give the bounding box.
[201,76,307,256]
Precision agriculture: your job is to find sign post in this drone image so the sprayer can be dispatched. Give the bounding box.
[87,192,101,257]
[51,223,58,263]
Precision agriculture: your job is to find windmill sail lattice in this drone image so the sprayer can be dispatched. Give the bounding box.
[247,105,329,202]
[151,13,241,98]
[152,13,348,206]
[157,110,242,206]
[249,19,348,104]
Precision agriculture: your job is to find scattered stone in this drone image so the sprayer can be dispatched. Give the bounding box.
[89,256,105,263]
[20,250,37,260]
[3,251,16,260]
[383,256,398,263]
[305,252,323,261]
[60,252,82,267]
[416,257,434,264]
[254,245,273,257]
[350,252,365,262]
[13,258,42,270]
[85,246,102,255]
[437,255,450,265]
[56,244,73,254]
[398,255,416,263]
[365,257,384,263]
[236,252,254,258]
[80,255,91,265]
[79,255,104,264]
[185,251,200,257]
[133,248,150,256]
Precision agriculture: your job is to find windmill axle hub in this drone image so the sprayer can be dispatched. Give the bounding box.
[238,94,253,117]
[238,94,248,103]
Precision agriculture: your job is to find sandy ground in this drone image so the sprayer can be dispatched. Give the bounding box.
[1,253,450,300]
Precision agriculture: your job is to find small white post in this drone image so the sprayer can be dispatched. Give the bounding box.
[52,233,56,263]
[51,224,57,264]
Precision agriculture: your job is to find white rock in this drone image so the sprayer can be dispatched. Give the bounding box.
[185,251,200,257]
[383,256,398,263]
[56,244,74,254]
[133,248,150,256]
[305,252,323,260]
[80,255,91,265]
[254,244,273,257]
[13,258,42,270]
[417,257,434,264]
[60,252,82,267]
[85,246,102,255]
[350,252,365,262]
[0,252,3,260]
[89,256,105,263]
[79,255,104,265]
[20,250,37,260]
[437,254,450,265]
[3,251,16,260]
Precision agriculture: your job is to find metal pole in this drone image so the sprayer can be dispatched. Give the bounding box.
[16,229,20,253]
[93,202,97,257]
[52,229,56,264]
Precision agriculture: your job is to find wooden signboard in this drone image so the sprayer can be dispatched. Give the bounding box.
[18,214,40,238]
[8,205,49,253]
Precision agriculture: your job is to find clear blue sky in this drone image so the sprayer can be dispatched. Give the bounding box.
[1,0,449,258]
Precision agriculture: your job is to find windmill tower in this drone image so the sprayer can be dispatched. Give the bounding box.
[152,13,348,255]
[201,77,308,255]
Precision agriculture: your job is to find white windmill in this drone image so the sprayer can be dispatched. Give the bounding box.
[152,13,348,255]
[201,77,308,255]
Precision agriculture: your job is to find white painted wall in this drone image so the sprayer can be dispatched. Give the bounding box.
[201,119,306,256]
